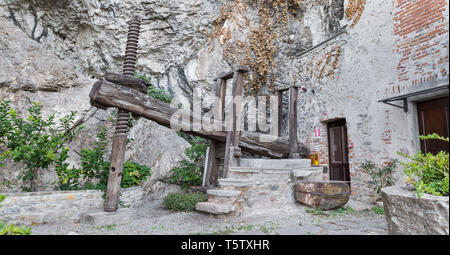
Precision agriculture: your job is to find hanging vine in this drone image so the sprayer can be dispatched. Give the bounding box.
[345,0,366,28]
[209,0,306,96]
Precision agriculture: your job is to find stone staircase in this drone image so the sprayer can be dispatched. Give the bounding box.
[196,159,324,216]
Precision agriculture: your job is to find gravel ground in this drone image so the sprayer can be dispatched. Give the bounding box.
[31,199,387,235]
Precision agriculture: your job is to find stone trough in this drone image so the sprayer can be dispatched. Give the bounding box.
[295,181,350,210]
[381,186,449,235]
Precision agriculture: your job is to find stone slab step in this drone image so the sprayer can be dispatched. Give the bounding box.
[195,202,235,215]
[79,208,137,225]
[218,179,254,187]
[229,167,260,173]
[240,159,311,169]
[301,166,324,172]
[292,169,323,181]
[207,189,241,197]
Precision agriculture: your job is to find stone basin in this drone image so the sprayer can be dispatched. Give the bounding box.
[295,181,350,210]
[381,186,449,235]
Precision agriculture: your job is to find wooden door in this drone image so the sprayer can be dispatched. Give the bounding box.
[327,119,350,182]
[417,96,449,154]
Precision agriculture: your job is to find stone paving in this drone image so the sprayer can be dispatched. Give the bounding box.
[30,199,387,235]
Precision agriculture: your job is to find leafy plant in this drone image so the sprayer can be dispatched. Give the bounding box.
[135,73,173,104]
[1,101,150,192]
[54,122,151,192]
[0,101,83,191]
[0,222,32,235]
[330,206,355,216]
[79,126,109,184]
[53,125,109,191]
[170,133,208,190]
[134,74,151,84]
[398,134,449,197]
[372,206,384,215]
[163,192,208,211]
[359,159,398,199]
[305,207,327,216]
[148,86,173,104]
[119,161,151,188]
[0,193,31,235]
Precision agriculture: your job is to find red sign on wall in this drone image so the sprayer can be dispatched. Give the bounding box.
[314,128,321,137]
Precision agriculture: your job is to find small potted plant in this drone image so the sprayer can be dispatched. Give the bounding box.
[382,133,449,235]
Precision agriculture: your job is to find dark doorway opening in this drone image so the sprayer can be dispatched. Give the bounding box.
[327,119,350,182]
[417,96,449,154]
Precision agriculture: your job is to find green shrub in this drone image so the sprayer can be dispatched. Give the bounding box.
[398,134,449,197]
[135,74,173,104]
[359,159,398,199]
[372,206,384,215]
[0,101,83,191]
[163,192,208,211]
[0,101,151,192]
[120,161,152,188]
[170,133,208,190]
[0,193,31,235]
[54,125,109,191]
[148,86,173,104]
[54,123,151,191]
[0,222,32,235]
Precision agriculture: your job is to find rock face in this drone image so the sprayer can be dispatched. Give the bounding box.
[382,186,449,235]
[0,15,189,198]
[295,181,350,210]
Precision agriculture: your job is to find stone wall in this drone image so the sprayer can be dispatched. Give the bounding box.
[294,0,449,202]
[0,187,145,225]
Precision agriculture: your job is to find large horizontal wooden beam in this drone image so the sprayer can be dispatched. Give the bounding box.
[89,80,306,158]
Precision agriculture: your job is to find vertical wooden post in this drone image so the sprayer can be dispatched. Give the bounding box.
[289,86,299,159]
[104,16,141,212]
[216,78,227,128]
[231,71,244,147]
[104,111,128,211]
[206,140,218,186]
[223,71,244,178]
[204,79,226,187]
[274,90,283,137]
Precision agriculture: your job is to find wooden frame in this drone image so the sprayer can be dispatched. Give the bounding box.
[273,86,300,158]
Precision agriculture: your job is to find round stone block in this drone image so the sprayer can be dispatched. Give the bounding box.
[295,181,350,210]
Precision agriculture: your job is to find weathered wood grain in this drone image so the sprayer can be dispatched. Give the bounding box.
[89,80,303,158]
[105,72,148,93]
[289,86,300,159]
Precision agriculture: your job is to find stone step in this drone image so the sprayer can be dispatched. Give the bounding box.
[228,167,261,179]
[195,202,235,215]
[292,169,323,181]
[208,195,240,205]
[301,166,324,171]
[79,208,137,225]
[240,158,311,169]
[229,166,260,173]
[218,178,254,188]
[207,189,241,197]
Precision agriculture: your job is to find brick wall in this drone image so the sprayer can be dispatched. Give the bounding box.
[392,0,449,95]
